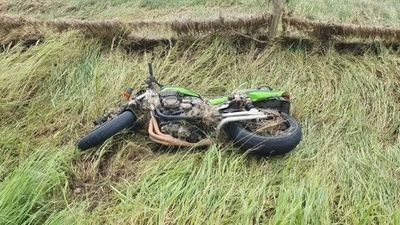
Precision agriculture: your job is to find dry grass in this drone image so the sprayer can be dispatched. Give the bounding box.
[282,16,400,42]
[0,13,274,46]
[2,12,400,51]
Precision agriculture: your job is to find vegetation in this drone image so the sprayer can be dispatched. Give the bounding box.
[1,34,399,224]
[0,0,399,26]
[0,0,400,224]
[286,0,400,26]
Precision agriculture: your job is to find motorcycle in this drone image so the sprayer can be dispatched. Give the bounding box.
[77,64,302,156]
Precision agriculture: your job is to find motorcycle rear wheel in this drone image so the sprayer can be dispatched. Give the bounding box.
[224,112,302,156]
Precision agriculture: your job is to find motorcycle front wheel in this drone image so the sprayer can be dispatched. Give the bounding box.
[77,111,137,151]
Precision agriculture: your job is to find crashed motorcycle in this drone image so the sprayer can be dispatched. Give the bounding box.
[77,64,302,156]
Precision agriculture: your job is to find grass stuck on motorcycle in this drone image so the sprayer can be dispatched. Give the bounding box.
[78,64,302,157]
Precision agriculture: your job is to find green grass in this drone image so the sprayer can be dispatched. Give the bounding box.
[1,0,269,20]
[286,0,400,26]
[0,33,399,224]
[0,147,74,225]
[1,0,400,26]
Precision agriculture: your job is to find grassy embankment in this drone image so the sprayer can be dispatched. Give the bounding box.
[0,0,400,224]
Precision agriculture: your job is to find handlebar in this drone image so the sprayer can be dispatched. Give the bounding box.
[146,63,163,88]
[148,63,153,77]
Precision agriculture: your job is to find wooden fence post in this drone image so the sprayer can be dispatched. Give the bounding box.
[268,0,284,39]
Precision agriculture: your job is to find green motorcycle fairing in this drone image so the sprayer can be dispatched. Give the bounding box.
[208,97,229,106]
[248,90,287,102]
[209,90,287,106]
[160,86,200,97]
[160,86,287,106]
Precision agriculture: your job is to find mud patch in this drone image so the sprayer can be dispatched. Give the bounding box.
[69,136,153,210]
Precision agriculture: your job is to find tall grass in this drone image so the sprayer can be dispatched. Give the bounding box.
[0,147,74,224]
[0,34,399,224]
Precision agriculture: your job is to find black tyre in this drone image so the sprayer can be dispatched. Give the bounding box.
[77,111,137,151]
[225,112,302,156]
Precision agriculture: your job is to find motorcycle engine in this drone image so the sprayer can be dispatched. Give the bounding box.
[158,93,207,118]
[156,92,210,142]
